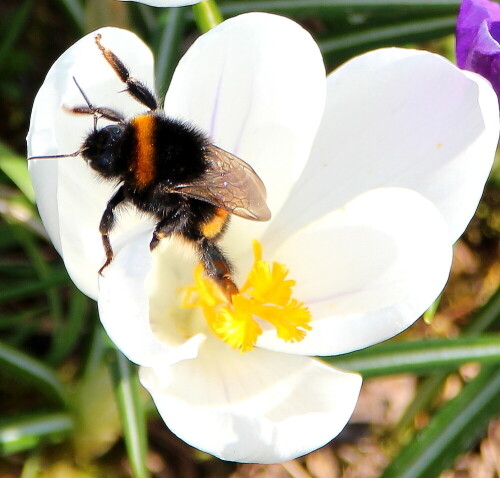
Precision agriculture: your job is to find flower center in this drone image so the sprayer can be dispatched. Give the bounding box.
[181,240,312,352]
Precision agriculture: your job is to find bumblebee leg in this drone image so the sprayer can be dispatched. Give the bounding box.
[95,34,158,111]
[198,237,239,301]
[98,185,126,275]
[149,221,176,251]
[65,105,125,123]
[149,209,188,251]
[68,78,125,131]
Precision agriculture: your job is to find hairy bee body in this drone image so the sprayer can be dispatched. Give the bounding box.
[84,112,228,244]
[30,33,270,300]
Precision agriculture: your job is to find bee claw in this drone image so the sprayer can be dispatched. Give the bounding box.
[98,259,111,276]
[220,276,239,303]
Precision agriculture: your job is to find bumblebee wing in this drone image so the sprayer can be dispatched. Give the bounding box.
[172,144,271,221]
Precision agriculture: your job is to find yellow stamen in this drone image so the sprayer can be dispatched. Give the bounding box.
[212,296,263,353]
[247,261,295,305]
[180,240,312,352]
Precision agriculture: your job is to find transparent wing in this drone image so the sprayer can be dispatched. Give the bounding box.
[171,144,271,221]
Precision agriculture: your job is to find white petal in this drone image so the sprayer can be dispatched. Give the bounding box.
[264,48,499,247]
[258,188,452,355]
[117,0,201,5]
[140,339,361,463]
[164,13,326,253]
[27,27,156,299]
[98,230,206,366]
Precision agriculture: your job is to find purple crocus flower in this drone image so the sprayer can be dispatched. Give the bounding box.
[456,0,500,97]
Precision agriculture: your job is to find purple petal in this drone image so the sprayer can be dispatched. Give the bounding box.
[456,0,500,96]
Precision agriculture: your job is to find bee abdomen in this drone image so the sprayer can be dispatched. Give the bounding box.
[200,208,229,239]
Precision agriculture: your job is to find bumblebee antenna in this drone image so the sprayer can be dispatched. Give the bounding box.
[28,76,101,161]
[72,76,99,131]
[28,148,87,161]
[72,77,92,106]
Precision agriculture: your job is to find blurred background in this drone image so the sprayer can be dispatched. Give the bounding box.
[0,1,499,477]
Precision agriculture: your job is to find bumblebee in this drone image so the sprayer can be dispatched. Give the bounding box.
[30,34,271,300]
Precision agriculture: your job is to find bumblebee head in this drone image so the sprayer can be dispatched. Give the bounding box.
[82,124,125,177]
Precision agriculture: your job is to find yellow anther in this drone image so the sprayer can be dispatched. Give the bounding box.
[180,240,312,352]
[212,296,263,353]
[247,261,295,305]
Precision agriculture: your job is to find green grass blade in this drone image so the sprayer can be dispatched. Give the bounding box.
[0,270,68,302]
[0,141,35,203]
[5,318,39,348]
[47,286,90,365]
[323,335,500,377]
[0,0,33,70]
[20,451,42,478]
[55,0,85,33]
[380,365,500,478]
[0,223,20,250]
[0,412,73,456]
[0,307,47,330]
[0,340,70,407]
[395,288,500,436]
[0,261,37,279]
[137,4,157,32]
[82,322,108,379]
[218,0,460,16]
[110,349,149,478]
[8,223,64,339]
[129,3,157,35]
[394,373,447,442]
[85,0,130,32]
[155,8,186,98]
[0,196,45,239]
[193,0,223,33]
[464,287,500,335]
[72,357,122,462]
[423,294,441,324]
[319,15,457,58]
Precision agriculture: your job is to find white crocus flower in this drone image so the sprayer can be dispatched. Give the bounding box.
[117,0,202,6]
[27,13,498,463]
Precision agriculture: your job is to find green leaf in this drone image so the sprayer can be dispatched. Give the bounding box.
[0,0,33,70]
[323,335,500,377]
[319,15,457,60]
[127,3,157,36]
[219,0,460,16]
[0,340,70,408]
[0,223,20,251]
[394,372,448,443]
[85,0,130,32]
[47,286,90,365]
[423,294,441,324]
[55,0,85,33]
[83,320,108,379]
[110,348,150,478]
[380,365,500,478]
[4,317,39,348]
[0,412,73,456]
[193,0,224,33]
[0,270,68,302]
[395,288,500,435]
[73,358,121,462]
[463,287,500,336]
[0,142,35,203]
[7,223,64,346]
[20,451,42,478]
[0,307,47,330]
[155,8,186,97]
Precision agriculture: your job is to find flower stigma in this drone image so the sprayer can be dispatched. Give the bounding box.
[181,240,312,352]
